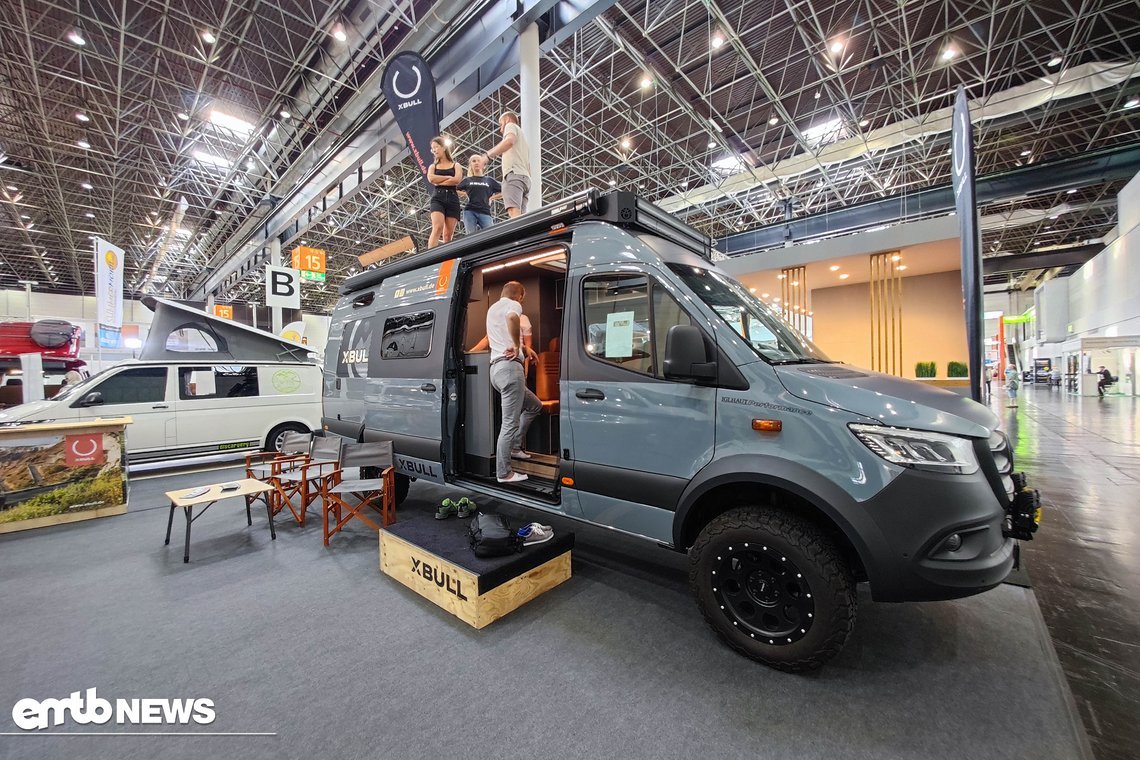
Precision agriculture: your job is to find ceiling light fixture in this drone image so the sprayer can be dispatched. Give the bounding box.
[829,265,840,271]
[621,138,631,149]
[829,40,844,54]
[279,109,291,119]
[711,34,724,49]
[177,112,189,121]
[5,185,17,192]
[81,182,93,190]
[761,293,769,298]
[859,119,869,127]
[1047,56,1062,67]
[77,140,91,149]
[941,46,958,61]
[67,31,86,46]
[814,91,821,99]
[607,179,616,186]
[332,24,347,42]
[897,265,908,271]
[891,254,901,261]
[84,212,94,218]
[76,112,90,122]
[1020,149,1032,156]
[1067,188,1077,194]
[201,30,217,44]
[839,273,850,280]
[768,116,779,126]
[707,140,716,149]
[640,76,652,89]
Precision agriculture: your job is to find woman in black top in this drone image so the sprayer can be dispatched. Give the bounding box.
[457,154,502,234]
[427,136,464,248]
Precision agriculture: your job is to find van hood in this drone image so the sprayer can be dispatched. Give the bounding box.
[0,399,58,423]
[774,363,997,438]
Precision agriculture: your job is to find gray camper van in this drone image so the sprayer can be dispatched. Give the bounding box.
[325,190,1040,671]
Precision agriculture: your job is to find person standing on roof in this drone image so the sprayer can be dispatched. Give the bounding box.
[480,111,531,218]
[427,136,463,248]
[458,154,501,235]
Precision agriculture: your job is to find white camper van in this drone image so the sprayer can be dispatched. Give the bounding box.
[0,299,322,462]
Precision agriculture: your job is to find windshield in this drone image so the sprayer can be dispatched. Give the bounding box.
[668,264,830,364]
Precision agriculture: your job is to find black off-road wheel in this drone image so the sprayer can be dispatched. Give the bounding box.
[689,507,856,673]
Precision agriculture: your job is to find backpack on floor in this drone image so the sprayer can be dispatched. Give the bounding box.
[467,512,524,558]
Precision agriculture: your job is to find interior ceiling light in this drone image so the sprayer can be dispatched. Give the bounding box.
[814,91,821,99]
[681,180,689,188]
[897,265,908,271]
[208,109,255,135]
[891,254,901,261]
[859,119,870,127]
[5,185,17,192]
[829,265,840,271]
[711,34,724,49]
[749,287,756,293]
[1048,56,1062,67]
[75,112,90,122]
[201,30,217,44]
[829,40,844,54]
[761,292,769,298]
[941,46,958,61]
[777,273,786,279]
[769,116,780,126]
[607,179,616,186]
[279,109,291,119]
[177,112,190,121]
[1020,149,1032,156]
[332,24,347,42]
[81,182,93,190]
[707,140,716,149]
[1067,188,1077,194]
[443,136,453,146]
[84,212,94,218]
[621,138,631,149]
[67,31,86,46]
[640,76,652,89]
[839,273,850,279]
[77,140,91,149]
[20,214,30,220]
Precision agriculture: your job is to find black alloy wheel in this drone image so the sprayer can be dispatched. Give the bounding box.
[712,543,814,645]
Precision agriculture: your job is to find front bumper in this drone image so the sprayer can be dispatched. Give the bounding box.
[859,465,1038,603]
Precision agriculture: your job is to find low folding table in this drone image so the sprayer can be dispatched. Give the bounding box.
[164,478,275,563]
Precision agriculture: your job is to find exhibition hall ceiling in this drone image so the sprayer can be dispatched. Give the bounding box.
[1,0,1138,310]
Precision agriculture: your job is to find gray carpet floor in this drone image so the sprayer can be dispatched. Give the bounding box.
[0,467,1090,760]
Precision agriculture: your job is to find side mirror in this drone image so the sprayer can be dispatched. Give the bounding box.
[663,325,717,382]
[79,392,104,407]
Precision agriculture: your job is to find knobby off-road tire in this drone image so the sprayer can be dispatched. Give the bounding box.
[689,506,857,673]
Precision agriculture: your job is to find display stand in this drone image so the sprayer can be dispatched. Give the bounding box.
[0,416,130,534]
[380,517,572,629]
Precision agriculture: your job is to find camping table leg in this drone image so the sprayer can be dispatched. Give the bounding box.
[183,506,193,563]
[164,502,176,545]
[245,495,252,526]
[265,496,276,541]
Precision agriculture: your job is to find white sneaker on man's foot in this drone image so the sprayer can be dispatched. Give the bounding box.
[510,449,532,460]
[496,471,528,484]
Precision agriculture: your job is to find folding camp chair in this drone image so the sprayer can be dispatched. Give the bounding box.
[269,435,342,526]
[245,431,312,511]
[318,440,396,546]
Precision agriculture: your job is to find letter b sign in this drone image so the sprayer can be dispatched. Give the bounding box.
[265,265,300,309]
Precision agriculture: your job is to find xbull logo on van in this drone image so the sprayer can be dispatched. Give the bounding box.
[341,348,368,366]
[10,688,215,731]
[395,454,442,483]
[410,557,469,601]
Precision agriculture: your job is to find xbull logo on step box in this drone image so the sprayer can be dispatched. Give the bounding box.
[394,453,443,484]
[410,557,469,601]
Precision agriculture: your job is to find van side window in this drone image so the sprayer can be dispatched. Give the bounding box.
[582,274,694,378]
[91,367,167,404]
[381,311,434,359]
[178,366,258,399]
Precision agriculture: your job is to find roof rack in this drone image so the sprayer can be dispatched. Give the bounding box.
[340,189,712,294]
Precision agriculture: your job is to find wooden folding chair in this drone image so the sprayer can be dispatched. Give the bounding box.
[245,431,312,511]
[270,435,342,526]
[318,441,396,546]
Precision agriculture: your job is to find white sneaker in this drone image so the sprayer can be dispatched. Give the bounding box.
[519,523,554,545]
[496,471,528,484]
[510,449,532,460]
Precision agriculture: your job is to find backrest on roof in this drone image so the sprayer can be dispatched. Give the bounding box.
[340,440,393,469]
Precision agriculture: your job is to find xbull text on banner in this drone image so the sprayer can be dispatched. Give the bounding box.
[381,51,440,192]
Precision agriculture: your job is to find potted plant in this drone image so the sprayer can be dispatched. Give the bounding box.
[915,361,937,379]
[947,361,969,378]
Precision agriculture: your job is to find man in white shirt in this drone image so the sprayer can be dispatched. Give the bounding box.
[486,281,541,483]
[481,111,531,218]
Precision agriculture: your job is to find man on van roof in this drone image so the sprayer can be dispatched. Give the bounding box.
[480,111,531,218]
[486,281,540,484]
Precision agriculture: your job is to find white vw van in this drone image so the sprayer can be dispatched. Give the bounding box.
[0,299,323,462]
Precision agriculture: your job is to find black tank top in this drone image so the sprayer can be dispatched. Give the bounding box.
[434,163,457,195]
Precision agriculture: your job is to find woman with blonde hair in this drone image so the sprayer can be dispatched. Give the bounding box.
[426,136,463,248]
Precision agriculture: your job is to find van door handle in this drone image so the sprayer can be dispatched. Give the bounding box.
[420,383,436,392]
[575,388,605,400]
[152,404,169,409]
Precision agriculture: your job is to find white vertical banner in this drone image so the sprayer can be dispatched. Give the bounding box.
[265,264,300,309]
[94,237,124,348]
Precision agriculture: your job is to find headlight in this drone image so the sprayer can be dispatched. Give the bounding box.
[849,423,979,475]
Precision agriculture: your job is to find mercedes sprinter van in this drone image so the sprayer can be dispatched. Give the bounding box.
[324,190,1040,671]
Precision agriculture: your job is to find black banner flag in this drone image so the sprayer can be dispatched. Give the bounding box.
[381,52,440,191]
[951,86,984,403]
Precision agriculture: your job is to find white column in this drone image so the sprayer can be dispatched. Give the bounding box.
[270,238,283,334]
[519,22,542,211]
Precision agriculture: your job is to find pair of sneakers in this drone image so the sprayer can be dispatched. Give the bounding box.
[436,497,476,520]
[517,522,554,546]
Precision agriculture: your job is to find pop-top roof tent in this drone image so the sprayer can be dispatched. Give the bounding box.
[140,297,317,364]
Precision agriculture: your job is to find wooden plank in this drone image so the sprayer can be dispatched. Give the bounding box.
[473,552,571,629]
[0,417,132,436]
[358,236,416,268]
[0,503,127,534]
[379,530,572,629]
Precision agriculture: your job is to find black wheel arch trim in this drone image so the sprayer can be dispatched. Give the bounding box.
[673,454,888,587]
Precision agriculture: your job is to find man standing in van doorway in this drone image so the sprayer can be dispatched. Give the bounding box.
[487,281,540,483]
[480,111,531,218]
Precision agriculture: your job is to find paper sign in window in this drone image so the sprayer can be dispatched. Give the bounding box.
[605,311,635,358]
